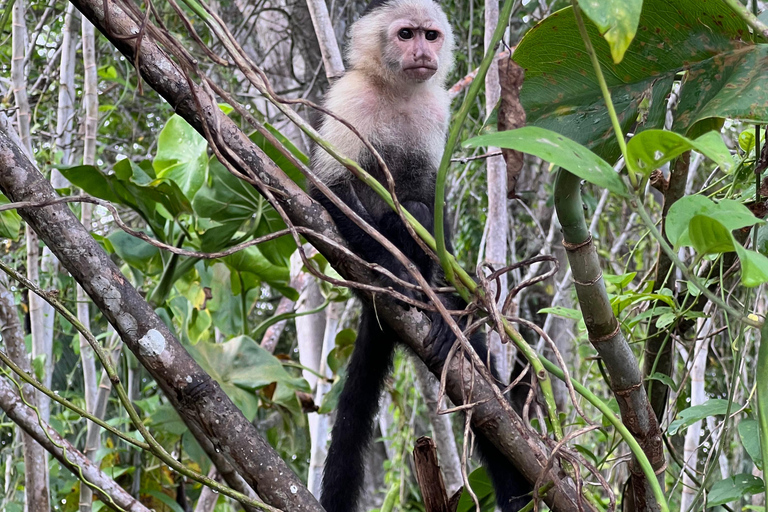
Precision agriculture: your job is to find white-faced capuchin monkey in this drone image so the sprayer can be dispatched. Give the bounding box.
[309,0,533,510]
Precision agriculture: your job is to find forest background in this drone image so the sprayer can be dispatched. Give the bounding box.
[0,0,767,511]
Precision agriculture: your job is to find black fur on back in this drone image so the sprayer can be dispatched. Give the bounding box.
[311,139,533,511]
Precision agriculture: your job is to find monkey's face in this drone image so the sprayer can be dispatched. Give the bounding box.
[386,18,445,82]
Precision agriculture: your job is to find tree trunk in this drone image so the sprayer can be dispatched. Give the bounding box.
[0,276,50,512]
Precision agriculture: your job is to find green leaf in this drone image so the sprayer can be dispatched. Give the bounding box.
[647,372,678,392]
[193,159,296,266]
[603,271,637,289]
[738,419,763,470]
[515,0,768,162]
[464,127,628,197]
[707,474,764,507]
[735,244,768,288]
[655,312,676,329]
[626,130,732,176]
[0,193,22,240]
[740,129,756,153]
[539,306,583,322]
[668,399,734,436]
[153,115,208,197]
[578,0,642,63]
[107,230,161,275]
[223,246,293,298]
[187,335,309,420]
[327,328,356,374]
[666,196,761,248]
[456,468,498,512]
[146,490,186,512]
[688,216,734,255]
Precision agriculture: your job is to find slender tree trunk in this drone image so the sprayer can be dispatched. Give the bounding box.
[52,3,79,187]
[78,16,100,512]
[193,468,220,512]
[0,276,50,511]
[304,0,344,79]
[483,0,510,380]
[11,3,54,504]
[307,301,344,497]
[680,314,712,511]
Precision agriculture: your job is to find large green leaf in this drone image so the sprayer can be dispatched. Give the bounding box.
[515,0,768,162]
[738,419,763,470]
[223,245,294,298]
[707,474,764,507]
[464,126,628,197]
[455,468,498,512]
[626,130,732,176]
[668,399,733,436]
[187,335,309,420]
[61,161,191,237]
[193,158,296,267]
[0,193,22,241]
[153,115,208,197]
[666,196,762,248]
[579,0,642,63]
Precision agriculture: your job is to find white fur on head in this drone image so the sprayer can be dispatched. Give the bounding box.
[347,0,455,86]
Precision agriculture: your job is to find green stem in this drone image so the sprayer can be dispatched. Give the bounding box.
[722,0,768,39]
[251,299,330,339]
[571,0,636,188]
[758,321,768,501]
[434,0,517,285]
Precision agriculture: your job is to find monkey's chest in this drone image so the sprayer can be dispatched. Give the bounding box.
[355,145,437,216]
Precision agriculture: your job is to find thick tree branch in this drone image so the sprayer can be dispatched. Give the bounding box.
[0,374,151,512]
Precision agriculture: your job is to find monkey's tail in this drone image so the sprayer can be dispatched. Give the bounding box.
[320,307,397,512]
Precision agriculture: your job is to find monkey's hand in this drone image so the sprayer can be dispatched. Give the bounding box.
[423,293,470,369]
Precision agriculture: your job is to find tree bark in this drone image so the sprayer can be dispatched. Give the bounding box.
[79,15,100,512]
[0,277,50,512]
[0,375,151,512]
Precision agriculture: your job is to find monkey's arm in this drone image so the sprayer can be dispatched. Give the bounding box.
[311,181,428,280]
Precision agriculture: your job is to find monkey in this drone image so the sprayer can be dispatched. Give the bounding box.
[308,0,533,510]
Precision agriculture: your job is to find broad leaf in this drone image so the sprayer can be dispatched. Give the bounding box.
[626,130,732,175]
[735,244,768,288]
[668,399,733,436]
[738,419,763,470]
[456,468,498,512]
[193,158,295,267]
[666,196,761,248]
[187,335,309,420]
[0,193,22,240]
[153,115,208,197]
[579,0,642,63]
[464,126,628,197]
[707,474,764,507]
[515,0,768,162]
[688,216,734,255]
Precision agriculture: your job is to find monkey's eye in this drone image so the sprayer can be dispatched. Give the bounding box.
[425,30,439,41]
[398,28,414,40]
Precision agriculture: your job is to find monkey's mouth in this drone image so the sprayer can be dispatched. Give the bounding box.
[403,65,437,80]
